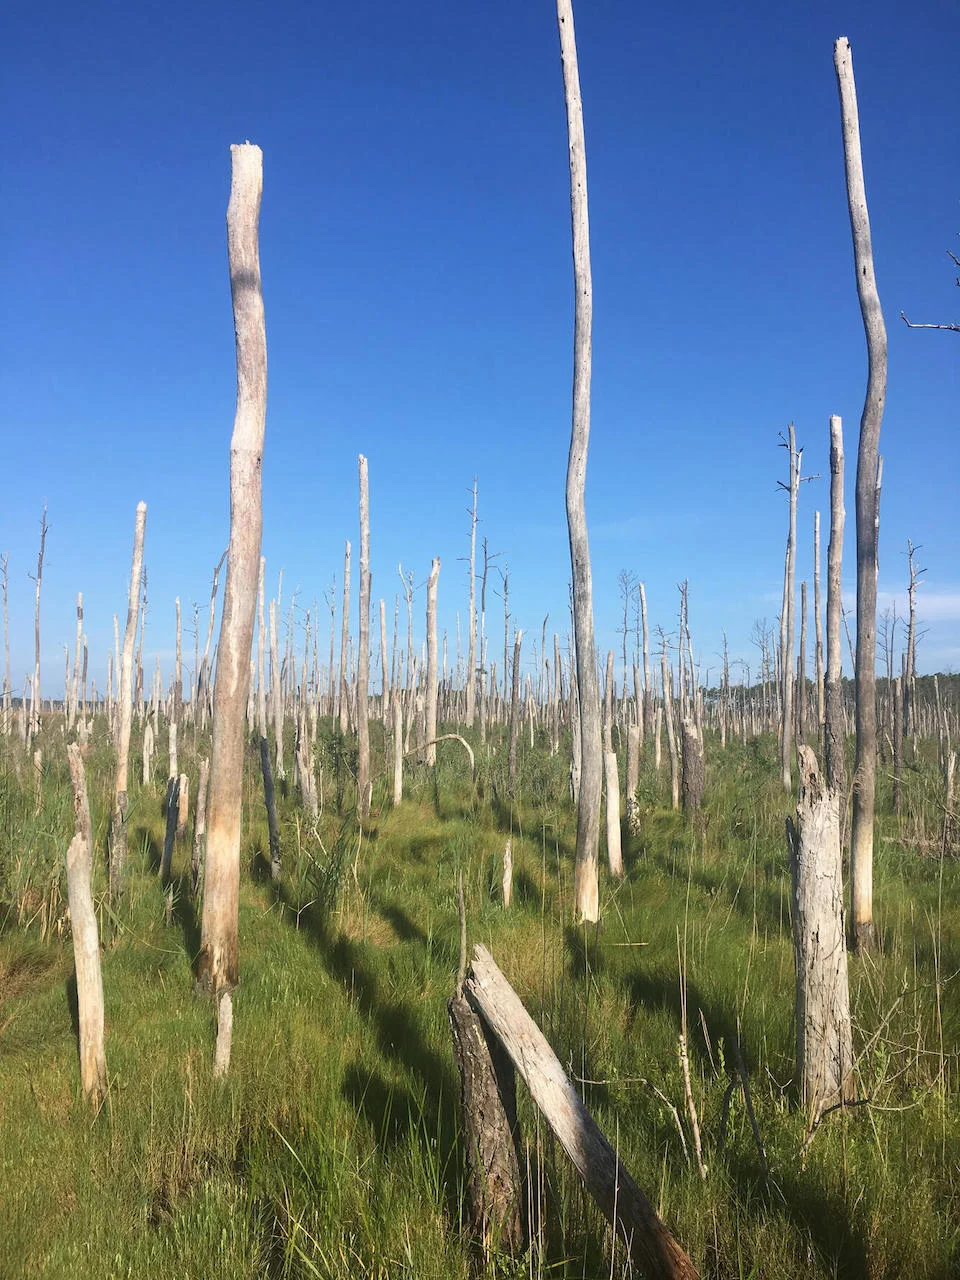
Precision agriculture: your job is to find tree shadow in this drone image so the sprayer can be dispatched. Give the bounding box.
[132,824,162,875]
[170,872,201,974]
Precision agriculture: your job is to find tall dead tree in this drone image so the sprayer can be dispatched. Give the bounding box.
[424,558,440,765]
[813,512,825,732]
[197,145,268,1073]
[557,0,602,922]
[1,552,10,731]
[357,456,371,818]
[109,501,147,898]
[507,629,523,787]
[824,416,846,806]
[778,426,801,789]
[903,539,922,738]
[29,507,48,742]
[338,540,351,734]
[465,478,478,727]
[836,36,887,953]
[602,650,623,876]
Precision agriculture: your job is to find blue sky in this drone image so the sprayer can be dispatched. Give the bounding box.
[2,0,957,697]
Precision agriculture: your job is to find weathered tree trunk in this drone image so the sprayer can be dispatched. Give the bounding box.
[465,945,699,1280]
[507,628,523,787]
[662,650,679,810]
[448,990,524,1256]
[109,501,147,899]
[779,425,800,790]
[602,650,623,875]
[786,746,854,1119]
[891,676,903,815]
[558,0,601,922]
[259,735,282,881]
[191,756,210,897]
[392,695,403,805]
[338,541,351,735]
[357,455,372,818]
[424,558,441,765]
[65,744,107,1106]
[161,774,180,890]
[466,478,478,727]
[257,557,267,738]
[836,37,887,953]
[197,143,267,1024]
[798,580,808,739]
[502,837,513,908]
[824,416,847,818]
[625,720,640,836]
[814,512,825,734]
[680,718,704,813]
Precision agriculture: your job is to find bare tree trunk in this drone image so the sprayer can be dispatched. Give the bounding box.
[338,541,352,735]
[392,695,403,805]
[466,478,478,727]
[197,143,267,1022]
[379,599,389,722]
[357,456,371,818]
[639,581,651,733]
[814,512,825,733]
[259,735,282,881]
[65,743,107,1106]
[680,718,704,813]
[786,747,854,1119]
[662,649,679,810]
[29,507,48,743]
[109,501,147,899]
[836,37,887,953]
[891,676,903,815]
[824,417,847,817]
[625,720,640,836]
[507,628,523,787]
[424,558,440,765]
[779,425,800,790]
[1,552,10,732]
[557,0,601,923]
[602,651,623,875]
[465,945,699,1280]
[799,581,808,740]
[191,756,210,898]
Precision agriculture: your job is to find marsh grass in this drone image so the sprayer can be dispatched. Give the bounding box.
[0,717,957,1278]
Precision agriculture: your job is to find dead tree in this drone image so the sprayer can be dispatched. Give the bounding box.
[197,144,268,1073]
[28,506,48,743]
[824,416,847,810]
[191,756,210,897]
[357,455,372,818]
[465,945,699,1279]
[836,36,887,953]
[109,501,147,899]
[465,478,478,726]
[680,718,704,813]
[813,512,825,732]
[661,644,680,810]
[259,735,282,881]
[602,650,623,876]
[338,540,351,734]
[557,0,602,922]
[507,628,523,787]
[66,743,107,1106]
[778,426,801,790]
[1,552,10,732]
[424,558,440,765]
[786,747,854,1119]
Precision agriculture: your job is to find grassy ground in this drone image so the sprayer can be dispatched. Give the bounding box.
[0,718,957,1279]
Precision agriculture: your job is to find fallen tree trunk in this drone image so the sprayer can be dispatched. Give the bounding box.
[465,944,699,1280]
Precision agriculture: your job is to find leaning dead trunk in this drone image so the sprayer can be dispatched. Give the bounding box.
[465,944,698,1280]
[558,0,602,922]
[109,501,147,899]
[66,743,107,1106]
[786,746,854,1119]
[197,143,267,1025]
[836,36,887,953]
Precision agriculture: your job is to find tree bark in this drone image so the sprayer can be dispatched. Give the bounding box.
[680,718,704,813]
[824,416,847,816]
[507,628,523,787]
[197,143,267,1012]
[259,735,282,881]
[466,478,478,727]
[109,501,147,899]
[786,746,854,1119]
[557,0,602,923]
[779,425,800,790]
[191,755,210,898]
[836,37,887,953]
[66,743,107,1106]
[338,541,352,735]
[465,945,699,1280]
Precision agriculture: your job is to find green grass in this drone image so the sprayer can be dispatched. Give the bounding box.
[0,717,958,1278]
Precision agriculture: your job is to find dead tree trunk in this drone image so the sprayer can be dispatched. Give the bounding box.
[66,743,107,1106]
[779,425,800,790]
[836,36,887,953]
[557,0,602,923]
[424,558,440,765]
[191,755,210,898]
[197,144,267,1040]
[109,501,147,899]
[814,513,825,733]
[259,735,282,881]
[786,746,854,1119]
[507,628,523,787]
[602,650,623,876]
[357,455,371,818]
[662,648,679,810]
[680,718,704,813]
[465,944,699,1280]
[824,416,847,816]
[625,720,640,836]
[448,988,524,1256]
[29,507,48,743]
[466,478,478,727]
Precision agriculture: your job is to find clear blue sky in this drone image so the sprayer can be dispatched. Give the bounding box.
[2,0,957,697]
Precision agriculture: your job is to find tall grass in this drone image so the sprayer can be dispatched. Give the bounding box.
[0,715,957,1278]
